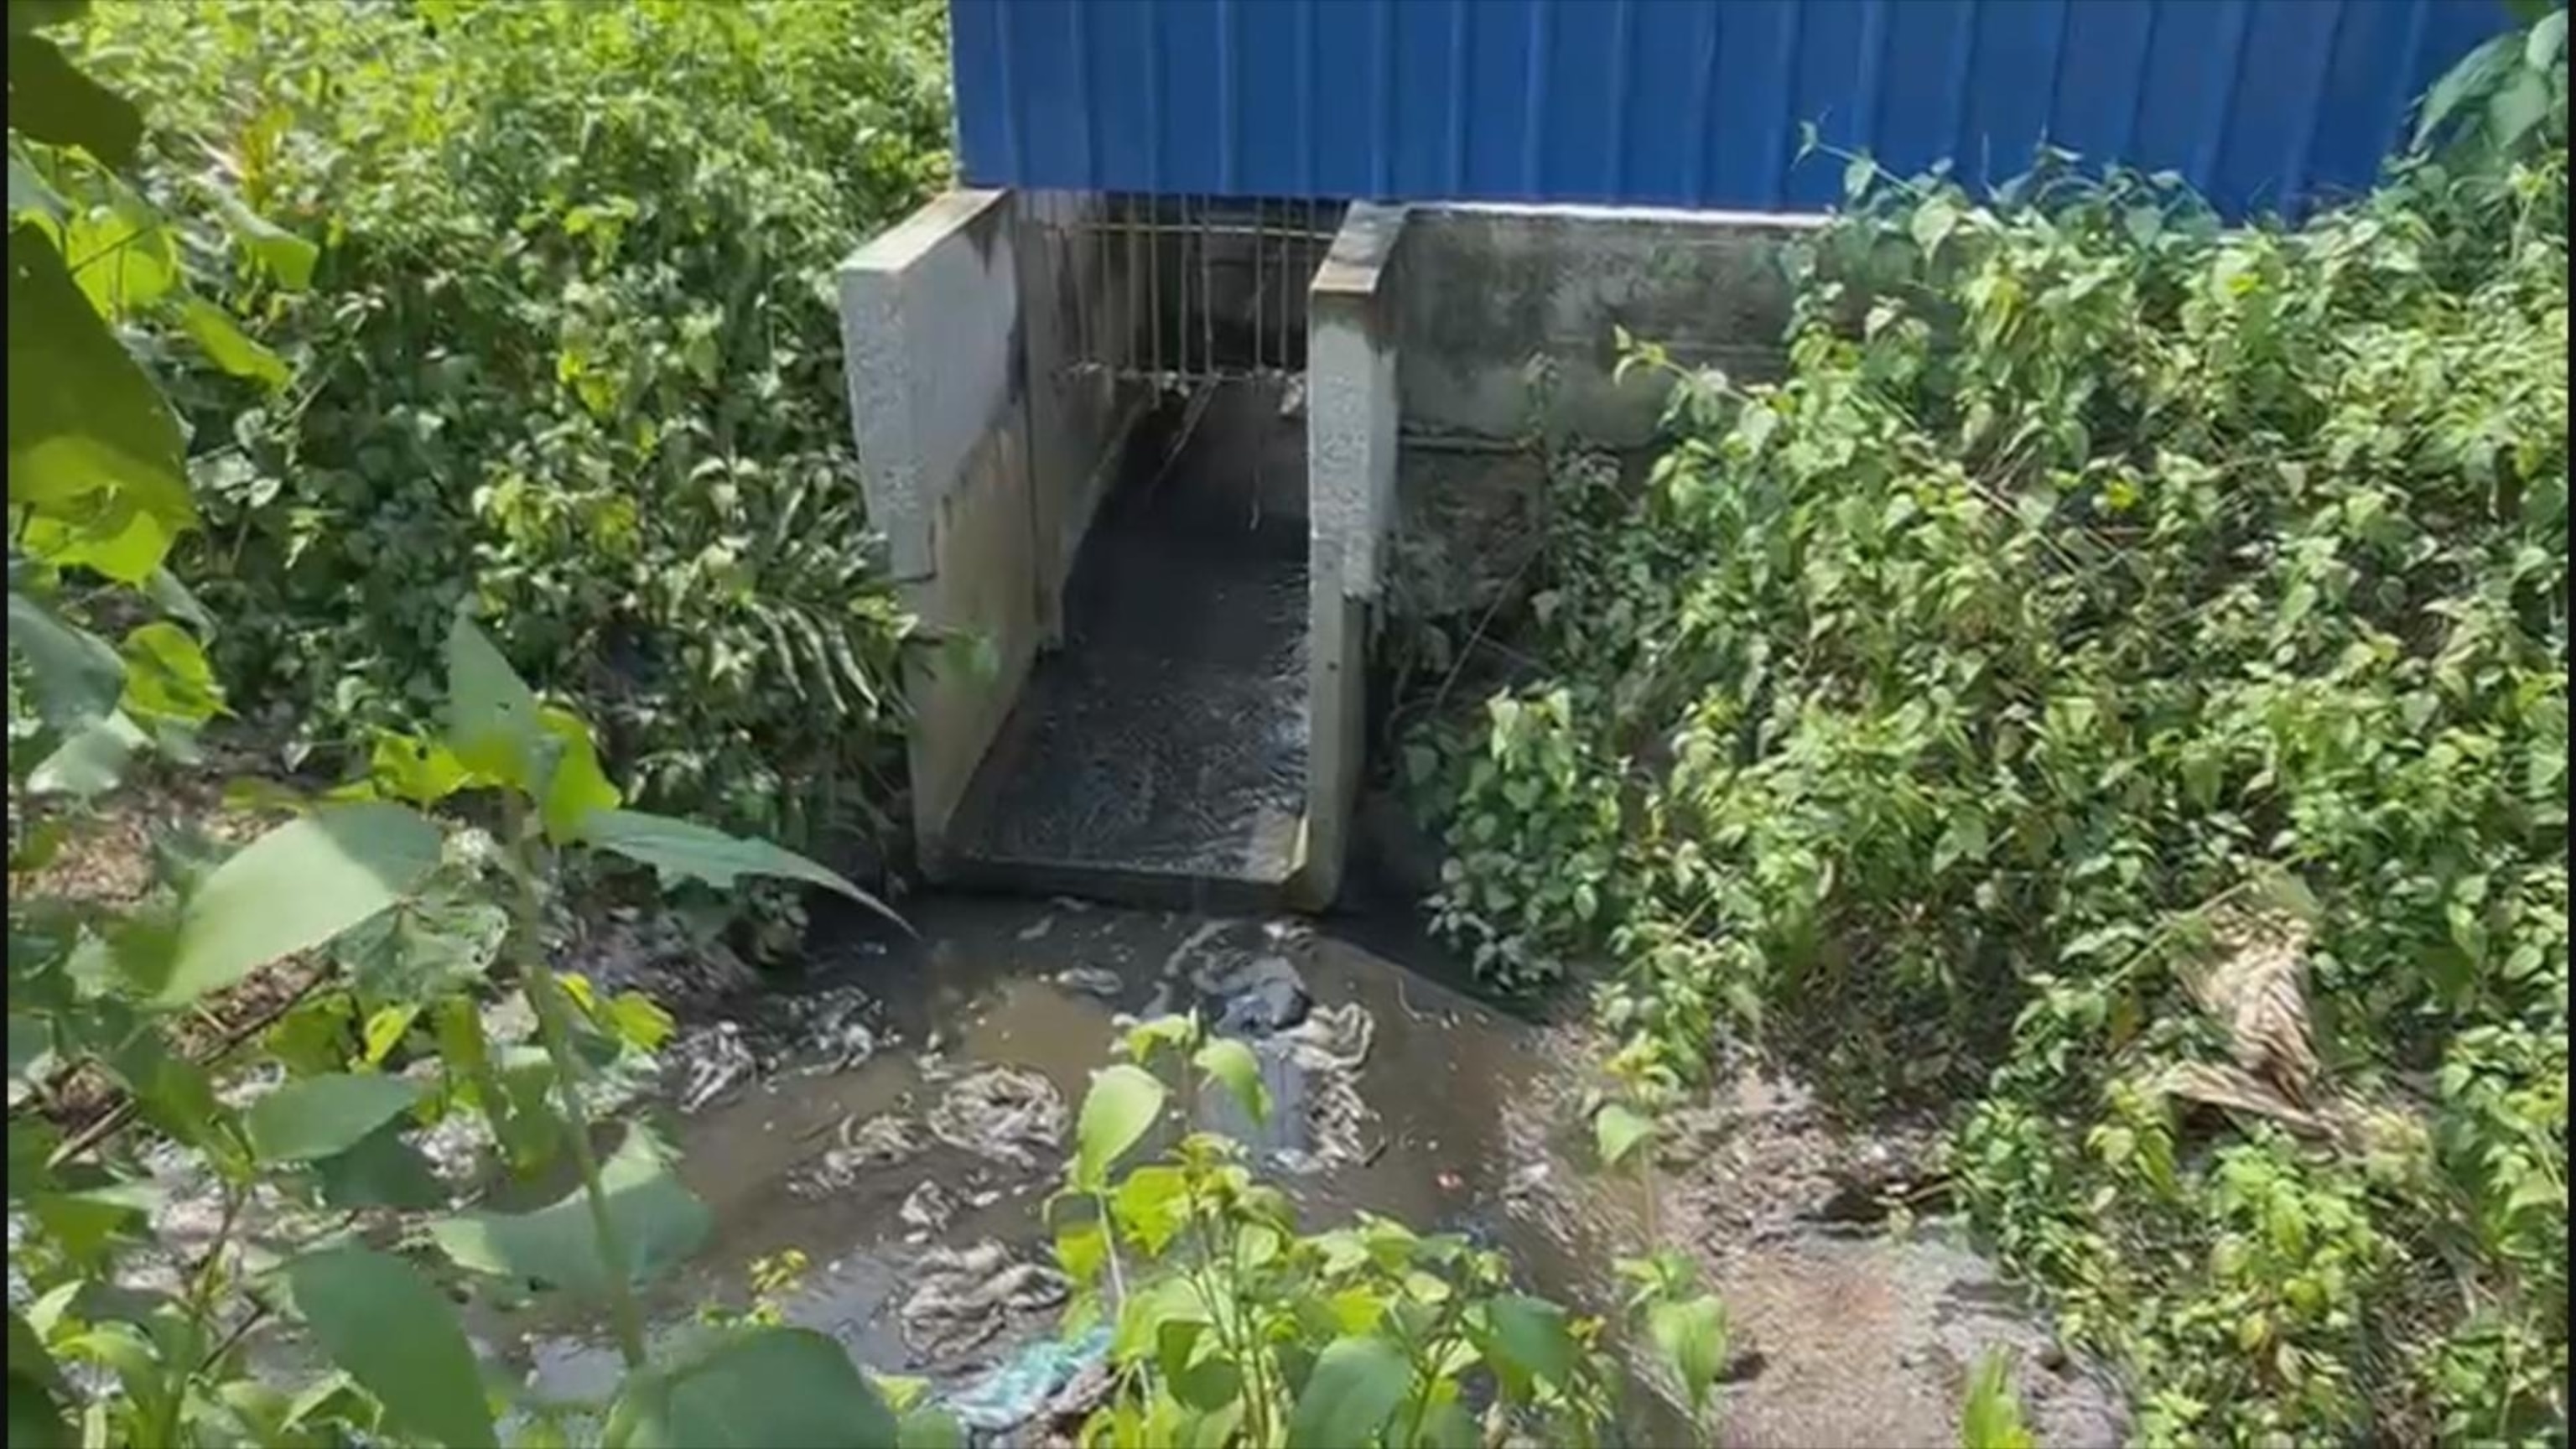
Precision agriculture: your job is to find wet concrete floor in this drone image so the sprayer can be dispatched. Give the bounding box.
[943,382,1311,906]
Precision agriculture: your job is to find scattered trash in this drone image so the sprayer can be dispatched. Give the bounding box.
[672,1021,755,1113]
[900,1180,958,1234]
[1280,1001,1373,1073]
[787,1113,927,1198]
[1197,953,1311,1036]
[1017,915,1056,943]
[928,1067,1068,1169]
[1052,965,1126,1000]
[941,1326,1113,1433]
[899,1240,1068,1358]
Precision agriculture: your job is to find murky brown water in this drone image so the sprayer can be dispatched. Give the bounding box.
[485,893,1649,1413]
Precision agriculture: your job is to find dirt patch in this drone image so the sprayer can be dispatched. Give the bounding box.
[1653,1065,2130,1447]
[1711,1230,2129,1449]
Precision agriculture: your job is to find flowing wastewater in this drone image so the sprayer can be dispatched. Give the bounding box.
[484,892,2130,1446]
[495,895,1639,1415]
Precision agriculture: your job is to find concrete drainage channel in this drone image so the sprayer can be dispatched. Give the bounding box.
[821,199,2136,1437]
[839,191,1815,912]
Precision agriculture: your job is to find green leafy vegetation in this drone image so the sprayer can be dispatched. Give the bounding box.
[1053,1013,1636,1447]
[10,8,944,1442]
[1410,18,2569,1446]
[80,0,950,861]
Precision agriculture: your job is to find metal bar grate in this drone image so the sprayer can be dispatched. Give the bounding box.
[1035,194,1343,390]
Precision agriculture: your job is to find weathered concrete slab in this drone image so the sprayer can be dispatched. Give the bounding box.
[1299,202,1408,910]
[839,190,1038,868]
[1395,203,1820,448]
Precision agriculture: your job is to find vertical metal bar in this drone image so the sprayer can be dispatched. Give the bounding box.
[1070,194,1090,378]
[1200,194,1216,382]
[1150,195,1164,383]
[1125,194,1142,379]
[1253,196,1266,380]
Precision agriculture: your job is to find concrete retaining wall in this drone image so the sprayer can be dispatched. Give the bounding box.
[840,190,1144,871]
[1386,203,1819,622]
[840,188,1811,902]
[1298,202,1406,908]
[1398,203,1818,445]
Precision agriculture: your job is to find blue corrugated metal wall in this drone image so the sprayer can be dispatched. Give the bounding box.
[949,0,2511,216]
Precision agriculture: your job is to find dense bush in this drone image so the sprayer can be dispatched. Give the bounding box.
[81,0,950,855]
[1413,23,2568,1445]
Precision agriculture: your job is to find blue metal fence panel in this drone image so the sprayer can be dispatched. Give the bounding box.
[949,0,2509,216]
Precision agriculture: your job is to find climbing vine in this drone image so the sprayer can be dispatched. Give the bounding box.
[1412,11,2569,1443]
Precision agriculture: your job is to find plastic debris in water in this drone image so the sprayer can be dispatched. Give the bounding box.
[941,1326,1114,1432]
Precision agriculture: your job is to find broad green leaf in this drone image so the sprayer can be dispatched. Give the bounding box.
[312,1121,447,1211]
[2530,8,2569,69]
[211,187,318,291]
[1646,1294,1730,1417]
[178,296,288,387]
[361,1003,419,1066]
[8,225,190,579]
[1285,1335,1411,1449]
[537,706,620,844]
[1109,1164,1192,1254]
[335,891,506,1001]
[2415,34,2518,148]
[1052,1217,1109,1284]
[1842,152,1877,200]
[8,2,92,38]
[8,1311,66,1400]
[7,1015,50,1083]
[17,498,185,585]
[579,808,907,932]
[6,37,141,167]
[102,1020,226,1152]
[1910,196,1961,256]
[430,1126,710,1299]
[7,590,122,730]
[2485,67,2552,148]
[24,709,145,798]
[1595,1103,1655,1171]
[1072,1063,1166,1190]
[444,615,542,788]
[6,1363,70,1449]
[1417,1403,1479,1449]
[243,1072,420,1162]
[366,732,490,807]
[1933,811,1990,874]
[1193,1036,1269,1126]
[1109,1275,1210,1362]
[27,1185,153,1270]
[152,802,443,1007]
[896,1407,968,1449]
[143,567,215,636]
[63,200,175,315]
[602,1327,895,1449]
[281,1246,496,1449]
[117,621,224,726]
[1481,1294,1577,1389]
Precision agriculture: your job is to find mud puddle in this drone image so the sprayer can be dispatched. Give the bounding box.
[487,894,1642,1419]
